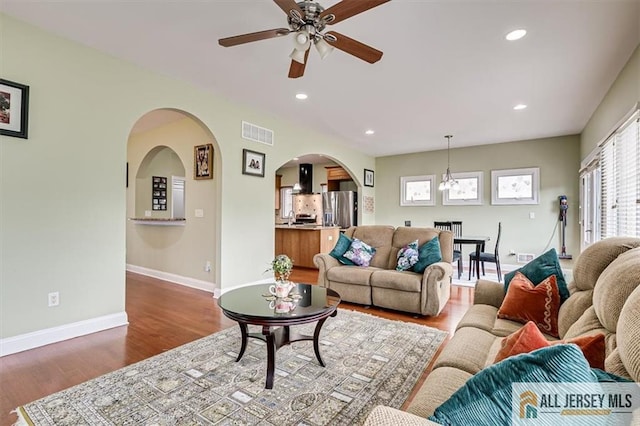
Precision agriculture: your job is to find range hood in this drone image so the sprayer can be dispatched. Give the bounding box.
[298,163,313,194]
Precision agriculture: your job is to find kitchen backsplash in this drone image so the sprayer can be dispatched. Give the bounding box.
[294,194,322,224]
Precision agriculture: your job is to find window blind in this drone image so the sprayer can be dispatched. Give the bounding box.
[599,110,640,238]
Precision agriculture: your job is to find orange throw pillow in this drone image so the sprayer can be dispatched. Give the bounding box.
[494,320,606,369]
[497,272,561,337]
[552,334,606,370]
[494,321,549,363]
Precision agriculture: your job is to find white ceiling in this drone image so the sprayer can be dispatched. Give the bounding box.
[2,0,639,156]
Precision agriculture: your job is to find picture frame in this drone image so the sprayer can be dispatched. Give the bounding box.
[491,167,540,205]
[364,169,375,187]
[194,144,214,180]
[400,175,436,206]
[0,79,29,139]
[442,171,484,206]
[242,149,265,177]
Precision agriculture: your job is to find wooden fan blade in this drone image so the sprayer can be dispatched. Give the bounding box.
[325,31,383,64]
[273,0,304,19]
[288,49,310,78]
[219,28,290,47]
[319,0,390,25]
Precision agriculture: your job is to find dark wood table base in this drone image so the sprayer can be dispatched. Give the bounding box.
[235,311,337,389]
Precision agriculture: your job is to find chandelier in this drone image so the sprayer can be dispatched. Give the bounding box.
[438,135,459,191]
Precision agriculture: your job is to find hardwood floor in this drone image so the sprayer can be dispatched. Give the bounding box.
[0,268,473,425]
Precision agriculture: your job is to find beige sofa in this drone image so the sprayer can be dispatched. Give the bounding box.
[313,226,453,316]
[364,237,640,425]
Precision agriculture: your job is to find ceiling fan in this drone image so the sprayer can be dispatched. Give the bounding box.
[218,0,390,78]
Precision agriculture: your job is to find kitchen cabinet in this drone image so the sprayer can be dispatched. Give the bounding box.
[275,226,340,269]
[275,174,282,210]
[326,166,352,191]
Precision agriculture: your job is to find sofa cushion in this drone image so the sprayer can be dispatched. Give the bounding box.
[433,327,499,374]
[428,345,598,426]
[617,285,640,382]
[592,247,640,333]
[328,232,355,265]
[406,367,472,418]
[346,226,395,269]
[396,239,419,271]
[389,227,450,268]
[497,272,561,337]
[326,265,379,286]
[494,321,606,369]
[343,238,377,267]
[413,237,442,274]
[370,269,422,292]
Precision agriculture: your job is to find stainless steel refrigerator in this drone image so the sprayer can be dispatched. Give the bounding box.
[322,191,357,229]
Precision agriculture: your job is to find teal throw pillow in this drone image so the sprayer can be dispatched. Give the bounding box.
[428,344,598,425]
[396,239,420,271]
[328,233,355,265]
[591,368,633,382]
[413,237,442,273]
[343,238,377,267]
[504,248,569,303]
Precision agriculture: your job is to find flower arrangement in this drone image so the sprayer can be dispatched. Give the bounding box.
[267,254,294,283]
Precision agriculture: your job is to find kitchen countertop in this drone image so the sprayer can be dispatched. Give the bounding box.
[275,225,339,230]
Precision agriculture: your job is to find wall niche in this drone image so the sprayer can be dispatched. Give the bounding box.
[135,145,186,219]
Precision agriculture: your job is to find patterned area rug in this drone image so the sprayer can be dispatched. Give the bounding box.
[17,309,447,425]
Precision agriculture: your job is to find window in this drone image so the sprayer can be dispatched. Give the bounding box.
[442,171,483,205]
[491,168,540,205]
[598,110,639,239]
[400,175,435,206]
[280,186,294,219]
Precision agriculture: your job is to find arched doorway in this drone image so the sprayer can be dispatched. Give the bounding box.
[125,108,220,294]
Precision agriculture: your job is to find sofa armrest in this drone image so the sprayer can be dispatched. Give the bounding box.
[313,253,340,287]
[364,406,440,426]
[473,279,506,308]
[421,261,454,316]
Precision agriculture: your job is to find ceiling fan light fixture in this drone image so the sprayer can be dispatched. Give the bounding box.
[289,48,307,64]
[314,37,334,59]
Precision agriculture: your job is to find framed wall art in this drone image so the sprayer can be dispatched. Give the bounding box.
[194,144,214,180]
[364,169,375,187]
[400,175,436,206]
[242,149,265,177]
[491,167,540,205]
[0,79,29,139]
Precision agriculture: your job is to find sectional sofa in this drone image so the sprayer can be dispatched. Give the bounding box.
[364,237,640,425]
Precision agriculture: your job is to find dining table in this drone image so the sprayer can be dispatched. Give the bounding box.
[454,236,491,280]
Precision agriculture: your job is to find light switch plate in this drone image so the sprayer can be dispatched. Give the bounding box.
[195,209,204,218]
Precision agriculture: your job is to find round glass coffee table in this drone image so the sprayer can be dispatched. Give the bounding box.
[218,283,341,389]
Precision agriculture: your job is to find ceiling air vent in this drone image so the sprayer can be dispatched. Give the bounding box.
[242,121,274,146]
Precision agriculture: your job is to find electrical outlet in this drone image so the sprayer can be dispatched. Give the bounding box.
[205,261,211,272]
[48,292,60,307]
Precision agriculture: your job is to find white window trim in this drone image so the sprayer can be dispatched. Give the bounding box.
[491,167,540,205]
[442,171,483,206]
[400,175,436,206]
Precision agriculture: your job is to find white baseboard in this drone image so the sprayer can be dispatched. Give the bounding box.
[0,312,128,357]
[126,264,217,294]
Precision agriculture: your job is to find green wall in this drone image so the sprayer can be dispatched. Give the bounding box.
[0,14,375,340]
[581,45,640,159]
[375,135,581,266]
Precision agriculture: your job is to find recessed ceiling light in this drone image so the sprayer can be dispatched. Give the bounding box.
[513,104,527,110]
[365,129,375,135]
[505,29,527,41]
[295,93,308,100]
[293,157,299,161]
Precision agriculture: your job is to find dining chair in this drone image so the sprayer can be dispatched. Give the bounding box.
[433,221,463,279]
[468,222,502,281]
